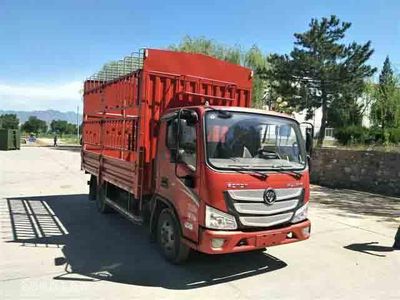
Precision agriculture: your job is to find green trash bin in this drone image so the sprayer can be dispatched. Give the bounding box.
[0,129,21,150]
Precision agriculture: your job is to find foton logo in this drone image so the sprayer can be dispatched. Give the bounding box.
[227,183,248,189]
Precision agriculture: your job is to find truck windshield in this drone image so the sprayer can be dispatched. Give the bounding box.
[205,111,306,171]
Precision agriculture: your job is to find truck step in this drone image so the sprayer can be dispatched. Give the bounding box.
[105,197,143,225]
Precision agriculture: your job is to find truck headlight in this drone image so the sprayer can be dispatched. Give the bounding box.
[291,203,308,223]
[205,205,237,230]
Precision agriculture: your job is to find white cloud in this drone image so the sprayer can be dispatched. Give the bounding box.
[0,81,83,111]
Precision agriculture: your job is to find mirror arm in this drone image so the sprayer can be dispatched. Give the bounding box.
[174,109,183,177]
[307,155,312,173]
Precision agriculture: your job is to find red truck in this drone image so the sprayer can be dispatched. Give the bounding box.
[82,49,311,263]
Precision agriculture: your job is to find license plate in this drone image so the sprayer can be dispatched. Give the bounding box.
[256,232,286,247]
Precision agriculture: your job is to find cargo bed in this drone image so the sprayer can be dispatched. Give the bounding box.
[82,49,253,202]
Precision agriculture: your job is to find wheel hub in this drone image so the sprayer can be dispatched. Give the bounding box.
[160,220,175,251]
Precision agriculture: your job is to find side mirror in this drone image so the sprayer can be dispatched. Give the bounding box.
[305,130,313,156]
[182,110,198,126]
[301,122,314,157]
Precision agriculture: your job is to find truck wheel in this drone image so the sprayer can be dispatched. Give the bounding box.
[96,183,113,214]
[157,208,190,264]
[88,176,97,201]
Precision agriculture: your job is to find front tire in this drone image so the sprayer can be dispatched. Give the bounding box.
[157,209,190,264]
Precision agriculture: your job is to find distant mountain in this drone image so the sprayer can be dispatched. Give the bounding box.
[0,110,82,125]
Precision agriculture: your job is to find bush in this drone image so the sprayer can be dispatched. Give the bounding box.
[334,126,400,145]
[388,127,400,144]
[368,127,384,144]
[334,126,370,145]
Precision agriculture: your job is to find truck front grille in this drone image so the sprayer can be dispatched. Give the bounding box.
[226,188,303,228]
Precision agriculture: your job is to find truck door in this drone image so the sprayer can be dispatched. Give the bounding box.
[156,109,200,243]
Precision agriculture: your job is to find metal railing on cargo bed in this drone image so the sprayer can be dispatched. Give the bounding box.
[84,49,146,93]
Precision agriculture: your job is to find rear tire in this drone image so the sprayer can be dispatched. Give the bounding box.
[88,176,97,201]
[157,208,190,264]
[96,183,113,214]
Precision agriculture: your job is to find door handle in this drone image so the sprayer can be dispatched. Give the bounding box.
[161,177,169,188]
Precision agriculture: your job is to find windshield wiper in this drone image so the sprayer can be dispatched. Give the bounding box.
[269,165,303,179]
[226,164,268,180]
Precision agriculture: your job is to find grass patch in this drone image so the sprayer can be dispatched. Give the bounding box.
[60,136,80,145]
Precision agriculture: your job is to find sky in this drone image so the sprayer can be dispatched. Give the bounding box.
[1,0,399,112]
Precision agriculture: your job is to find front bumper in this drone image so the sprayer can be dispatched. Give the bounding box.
[195,220,311,254]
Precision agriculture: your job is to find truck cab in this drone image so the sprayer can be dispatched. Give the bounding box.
[152,105,310,262]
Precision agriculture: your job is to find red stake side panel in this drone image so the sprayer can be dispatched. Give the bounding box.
[82,49,253,198]
[144,49,252,93]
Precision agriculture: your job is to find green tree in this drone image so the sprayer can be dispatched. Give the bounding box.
[50,120,68,137]
[21,116,47,135]
[327,100,364,128]
[370,56,400,131]
[0,114,19,129]
[50,120,77,136]
[66,123,78,135]
[244,45,268,108]
[263,15,376,146]
[169,36,268,107]
[169,36,242,63]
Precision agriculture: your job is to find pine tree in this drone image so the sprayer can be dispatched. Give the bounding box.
[264,15,376,146]
[371,56,400,132]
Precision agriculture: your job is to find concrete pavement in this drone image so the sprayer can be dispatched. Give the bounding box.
[0,147,399,299]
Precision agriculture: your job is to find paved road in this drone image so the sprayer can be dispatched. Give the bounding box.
[0,147,399,299]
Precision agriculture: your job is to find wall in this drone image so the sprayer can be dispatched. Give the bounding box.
[311,148,400,197]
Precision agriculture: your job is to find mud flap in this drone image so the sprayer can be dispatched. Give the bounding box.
[394,226,400,250]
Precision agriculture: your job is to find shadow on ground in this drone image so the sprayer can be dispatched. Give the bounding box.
[311,186,400,223]
[2,194,287,289]
[344,242,396,257]
[47,145,81,153]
